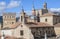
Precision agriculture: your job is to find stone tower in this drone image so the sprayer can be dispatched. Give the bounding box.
[3,13,16,28]
[39,1,48,16]
[37,11,40,22]
[20,6,27,24]
[43,1,47,9]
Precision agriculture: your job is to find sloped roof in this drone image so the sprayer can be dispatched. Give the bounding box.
[2,22,21,29]
[2,22,53,29]
[41,13,57,17]
[54,23,60,27]
[10,22,21,28]
[26,22,53,27]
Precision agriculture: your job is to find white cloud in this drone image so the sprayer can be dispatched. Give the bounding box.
[0,0,21,12]
[0,2,6,11]
[7,1,21,8]
[50,8,60,12]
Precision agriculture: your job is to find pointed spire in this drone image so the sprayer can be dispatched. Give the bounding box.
[32,0,36,16]
[32,0,35,11]
[21,5,24,12]
[43,0,47,9]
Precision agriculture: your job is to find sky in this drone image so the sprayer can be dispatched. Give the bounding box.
[0,0,60,16]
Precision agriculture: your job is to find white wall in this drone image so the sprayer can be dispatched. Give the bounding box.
[1,29,13,36]
[13,23,34,39]
[40,16,53,25]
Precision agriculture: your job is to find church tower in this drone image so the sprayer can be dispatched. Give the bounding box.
[39,0,48,16]
[32,1,36,22]
[43,1,47,9]
[20,6,27,24]
[37,11,40,22]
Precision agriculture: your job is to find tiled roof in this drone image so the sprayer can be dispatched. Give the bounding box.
[0,35,25,39]
[41,13,57,17]
[2,22,53,29]
[54,23,60,27]
[26,22,53,27]
[10,22,21,28]
[2,22,21,29]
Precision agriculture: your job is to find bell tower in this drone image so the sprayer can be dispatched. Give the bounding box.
[39,0,48,16]
[43,1,47,9]
[32,1,36,22]
[20,6,26,24]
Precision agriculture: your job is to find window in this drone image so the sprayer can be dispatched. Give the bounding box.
[12,16,15,18]
[12,22,14,24]
[21,25,23,27]
[20,30,24,36]
[5,16,6,18]
[10,16,11,18]
[45,18,47,22]
[55,18,57,24]
[21,16,23,22]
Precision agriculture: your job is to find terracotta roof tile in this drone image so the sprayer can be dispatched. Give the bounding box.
[54,23,60,27]
[10,22,21,28]
[3,22,53,29]
[2,22,21,29]
[26,22,53,27]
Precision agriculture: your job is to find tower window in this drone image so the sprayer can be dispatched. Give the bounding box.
[45,18,47,22]
[21,16,23,22]
[20,30,24,36]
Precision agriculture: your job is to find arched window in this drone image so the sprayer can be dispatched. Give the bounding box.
[45,18,47,22]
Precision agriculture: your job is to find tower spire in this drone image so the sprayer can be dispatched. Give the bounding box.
[21,5,24,12]
[32,0,35,11]
[32,0,36,22]
[43,0,47,9]
[32,0,36,16]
